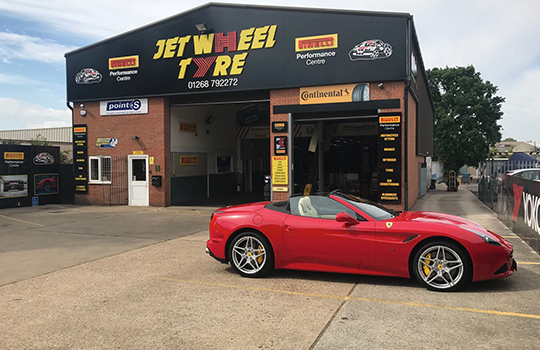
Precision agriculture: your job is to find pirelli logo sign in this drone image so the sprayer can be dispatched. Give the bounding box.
[379,116,401,123]
[295,34,338,52]
[4,152,24,160]
[109,55,139,70]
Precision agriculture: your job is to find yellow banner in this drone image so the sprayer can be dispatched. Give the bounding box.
[379,116,401,123]
[4,152,24,160]
[180,156,198,166]
[300,84,359,105]
[295,34,338,52]
[109,55,139,70]
[272,156,288,185]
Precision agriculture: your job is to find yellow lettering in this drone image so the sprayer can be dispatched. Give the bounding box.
[164,37,179,58]
[178,58,192,79]
[238,28,255,50]
[251,26,269,49]
[193,34,215,55]
[153,39,166,59]
[176,35,191,57]
[213,56,231,76]
[265,25,277,48]
[230,53,248,75]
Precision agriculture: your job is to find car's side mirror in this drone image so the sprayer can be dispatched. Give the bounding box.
[336,212,359,225]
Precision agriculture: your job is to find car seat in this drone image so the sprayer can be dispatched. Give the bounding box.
[298,197,318,218]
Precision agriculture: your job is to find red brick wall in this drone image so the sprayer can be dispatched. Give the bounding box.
[73,97,170,206]
[270,89,298,201]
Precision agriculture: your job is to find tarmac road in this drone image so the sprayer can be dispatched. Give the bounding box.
[0,185,539,349]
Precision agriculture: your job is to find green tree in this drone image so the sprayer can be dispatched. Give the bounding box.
[30,134,52,146]
[427,66,504,172]
[502,137,516,142]
[1,140,21,145]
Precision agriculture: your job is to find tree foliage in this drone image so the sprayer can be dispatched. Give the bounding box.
[427,66,504,172]
[502,137,516,142]
[30,134,52,146]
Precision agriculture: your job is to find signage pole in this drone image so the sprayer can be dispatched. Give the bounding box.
[288,113,293,197]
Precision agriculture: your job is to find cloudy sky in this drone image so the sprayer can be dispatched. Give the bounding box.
[0,0,539,140]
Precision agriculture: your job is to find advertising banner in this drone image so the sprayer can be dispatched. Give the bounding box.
[73,124,88,194]
[502,176,540,253]
[66,5,407,101]
[378,114,401,203]
[99,98,148,116]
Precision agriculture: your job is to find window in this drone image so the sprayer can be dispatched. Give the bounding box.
[290,195,359,220]
[89,156,111,184]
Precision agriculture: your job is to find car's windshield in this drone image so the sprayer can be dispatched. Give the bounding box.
[333,192,396,221]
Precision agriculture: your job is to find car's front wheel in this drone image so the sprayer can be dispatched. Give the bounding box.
[229,232,273,278]
[413,241,470,291]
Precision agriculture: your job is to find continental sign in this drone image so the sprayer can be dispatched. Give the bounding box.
[180,156,198,166]
[4,152,24,160]
[295,34,338,52]
[153,24,277,80]
[300,84,359,105]
[109,55,139,70]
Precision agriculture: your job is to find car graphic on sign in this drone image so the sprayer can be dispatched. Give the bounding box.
[75,68,102,84]
[37,175,58,193]
[349,39,392,60]
[33,152,55,165]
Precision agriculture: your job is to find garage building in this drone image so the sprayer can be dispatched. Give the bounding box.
[65,3,433,211]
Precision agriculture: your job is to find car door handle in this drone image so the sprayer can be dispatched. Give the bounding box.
[284,225,295,232]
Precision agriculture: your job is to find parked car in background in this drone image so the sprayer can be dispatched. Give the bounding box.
[3,180,25,191]
[507,168,540,181]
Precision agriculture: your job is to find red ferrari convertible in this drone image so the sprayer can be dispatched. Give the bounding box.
[207,191,516,291]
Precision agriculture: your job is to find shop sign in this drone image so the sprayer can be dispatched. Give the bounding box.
[300,83,368,105]
[273,186,288,192]
[378,115,401,203]
[73,124,88,194]
[179,122,197,134]
[274,136,288,155]
[133,151,144,155]
[4,152,24,160]
[272,121,288,133]
[96,138,118,148]
[100,99,148,116]
[272,156,288,185]
[181,156,198,165]
[295,34,338,52]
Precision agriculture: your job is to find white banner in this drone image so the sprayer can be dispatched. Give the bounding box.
[100,98,148,116]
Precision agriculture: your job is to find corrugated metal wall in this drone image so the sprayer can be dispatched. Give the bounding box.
[0,127,72,142]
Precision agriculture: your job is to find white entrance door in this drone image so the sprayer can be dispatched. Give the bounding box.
[128,155,149,206]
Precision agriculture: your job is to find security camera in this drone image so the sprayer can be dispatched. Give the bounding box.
[80,104,85,108]
[378,83,384,89]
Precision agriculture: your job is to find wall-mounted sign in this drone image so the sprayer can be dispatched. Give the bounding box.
[378,115,401,203]
[180,156,198,165]
[66,5,407,102]
[179,122,197,134]
[133,151,144,155]
[4,152,24,160]
[272,121,288,133]
[300,83,369,105]
[73,124,88,194]
[96,138,118,148]
[272,156,288,185]
[274,136,288,155]
[99,98,148,116]
[273,186,288,192]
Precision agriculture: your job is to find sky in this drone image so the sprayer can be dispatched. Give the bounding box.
[0,0,539,141]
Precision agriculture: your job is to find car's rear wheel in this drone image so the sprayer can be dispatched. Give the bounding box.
[413,241,470,292]
[229,232,273,278]
[43,181,52,191]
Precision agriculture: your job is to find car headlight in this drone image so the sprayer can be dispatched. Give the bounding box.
[463,227,502,246]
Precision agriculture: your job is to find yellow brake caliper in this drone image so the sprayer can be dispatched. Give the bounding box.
[257,245,264,264]
[423,253,432,276]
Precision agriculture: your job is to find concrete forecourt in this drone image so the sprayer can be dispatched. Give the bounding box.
[0,184,539,349]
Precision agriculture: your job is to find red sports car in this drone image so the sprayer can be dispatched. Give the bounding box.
[207,191,516,291]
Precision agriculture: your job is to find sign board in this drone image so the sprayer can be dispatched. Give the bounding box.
[99,98,148,115]
[96,138,118,148]
[274,136,288,155]
[300,83,369,105]
[272,121,288,133]
[272,156,288,185]
[378,115,401,203]
[179,122,197,134]
[180,156,198,165]
[73,124,88,194]
[66,5,406,102]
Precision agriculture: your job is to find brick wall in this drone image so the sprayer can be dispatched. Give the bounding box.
[73,97,170,206]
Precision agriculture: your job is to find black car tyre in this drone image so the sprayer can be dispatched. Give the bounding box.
[413,241,470,292]
[372,50,379,58]
[43,181,52,192]
[229,232,274,278]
